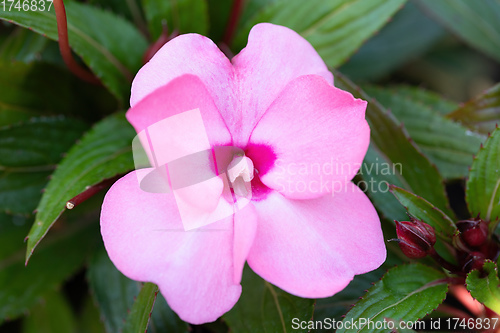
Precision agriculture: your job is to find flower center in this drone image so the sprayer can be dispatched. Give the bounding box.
[226,155,254,198]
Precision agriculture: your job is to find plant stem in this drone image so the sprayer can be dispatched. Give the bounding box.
[66,176,121,210]
[125,0,149,38]
[53,0,100,84]
[223,0,244,47]
[429,248,463,275]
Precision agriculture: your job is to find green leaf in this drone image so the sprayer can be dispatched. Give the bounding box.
[142,0,209,40]
[0,109,35,129]
[466,127,500,226]
[466,261,500,314]
[87,0,146,29]
[0,27,48,63]
[87,247,142,333]
[0,212,98,322]
[390,185,457,263]
[386,85,458,116]
[223,266,314,333]
[22,290,77,333]
[390,185,455,239]
[335,72,453,221]
[0,116,88,215]
[0,2,148,102]
[358,147,406,220]
[0,61,116,126]
[339,2,444,81]
[0,117,88,167]
[314,268,386,329]
[88,247,187,333]
[0,61,69,123]
[314,245,406,330]
[447,83,500,135]
[207,0,232,42]
[147,293,189,333]
[416,0,500,63]
[337,263,448,333]
[78,296,106,333]
[233,0,407,68]
[123,283,158,333]
[237,0,276,31]
[364,85,485,179]
[0,172,49,216]
[26,112,135,261]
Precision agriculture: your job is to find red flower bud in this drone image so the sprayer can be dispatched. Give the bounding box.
[452,231,470,253]
[457,218,488,247]
[395,218,436,259]
[463,251,486,272]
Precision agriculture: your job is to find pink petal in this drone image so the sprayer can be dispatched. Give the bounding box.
[127,74,232,150]
[101,171,247,324]
[171,176,231,231]
[247,182,386,298]
[127,76,236,229]
[232,23,333,144]
[130,34,236,117]
[130,24,333,146]
[248,75,369,199]
[233,204,258,283]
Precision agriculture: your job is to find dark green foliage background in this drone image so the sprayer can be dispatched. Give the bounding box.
[0,0,500,332]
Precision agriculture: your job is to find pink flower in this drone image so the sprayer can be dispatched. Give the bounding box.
[100,23,386,324]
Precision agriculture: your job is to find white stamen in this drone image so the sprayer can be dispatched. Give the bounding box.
[227,155,254,197]
[227,155,254,183]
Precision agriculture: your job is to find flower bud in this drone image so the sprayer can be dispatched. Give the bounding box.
[456,218,488,247]
[463,251,486,272]
[452,230,470,253]
[395,218,436,259]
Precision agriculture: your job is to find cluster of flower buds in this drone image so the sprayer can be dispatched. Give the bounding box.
[395,215,499,274]
[455,218,499,271]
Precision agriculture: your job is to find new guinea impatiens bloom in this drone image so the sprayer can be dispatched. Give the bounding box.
[100,23,386,324]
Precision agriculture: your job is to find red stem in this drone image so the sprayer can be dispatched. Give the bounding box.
[429,248,464,275]
[222,0,244,47]
[53,0,100,84]
[66,176,121,210]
